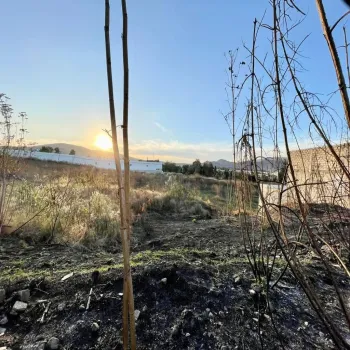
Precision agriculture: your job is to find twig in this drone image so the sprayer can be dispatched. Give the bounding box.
[39,301,51,324]
[315,0,350,128]
[330,11,350,33]
[86,287,93,310]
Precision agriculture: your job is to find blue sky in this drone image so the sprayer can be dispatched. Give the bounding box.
[1,0,349,162]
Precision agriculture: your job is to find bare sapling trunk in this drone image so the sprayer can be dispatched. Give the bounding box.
[104,1,136,348]
[315,0,350,129]
[121,0,137,348]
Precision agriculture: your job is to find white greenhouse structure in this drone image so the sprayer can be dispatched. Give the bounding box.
[16,151,163,173]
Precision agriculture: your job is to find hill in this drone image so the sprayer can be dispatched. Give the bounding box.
[33,143,137,160]
[212,157,286,172]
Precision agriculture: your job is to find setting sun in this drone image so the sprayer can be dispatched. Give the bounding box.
[94,134,112,151]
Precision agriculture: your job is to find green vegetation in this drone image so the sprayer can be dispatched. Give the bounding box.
[163,159,217,178]
[39,146,60,154]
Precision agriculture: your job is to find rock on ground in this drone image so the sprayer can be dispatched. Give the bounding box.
[12,301,27,313]
[48,337,60,350]
[18,289,30,302]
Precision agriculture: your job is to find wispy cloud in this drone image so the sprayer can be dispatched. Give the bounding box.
[128,139,233,163]
[153,122,168,133]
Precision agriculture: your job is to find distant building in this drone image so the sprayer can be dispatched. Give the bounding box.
[260,144,350,208]
[289,144,350,208]
[16,150,163,173]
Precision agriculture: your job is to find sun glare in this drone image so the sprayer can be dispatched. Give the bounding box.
[94,134,112,151]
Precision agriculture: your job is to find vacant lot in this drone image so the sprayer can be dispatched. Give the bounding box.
[0,159,349,349]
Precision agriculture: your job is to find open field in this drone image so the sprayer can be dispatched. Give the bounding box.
[0,159,349,349]
[3,158,258,248]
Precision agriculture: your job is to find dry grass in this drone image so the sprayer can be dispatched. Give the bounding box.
[4,158,241,248]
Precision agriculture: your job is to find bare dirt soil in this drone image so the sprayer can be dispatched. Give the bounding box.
[0,213,349,349]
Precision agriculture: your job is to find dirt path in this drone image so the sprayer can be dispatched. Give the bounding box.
[0,215,348,349]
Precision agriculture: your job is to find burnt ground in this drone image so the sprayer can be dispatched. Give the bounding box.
[0,213,349,350]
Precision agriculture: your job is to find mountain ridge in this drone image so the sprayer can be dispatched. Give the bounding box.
[32,143,139,160]
[211,157,286,172]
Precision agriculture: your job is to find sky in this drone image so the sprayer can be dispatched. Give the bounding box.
[0,0,349,163]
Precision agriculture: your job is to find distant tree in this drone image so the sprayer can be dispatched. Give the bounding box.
[187,165,195,175]
[182,164,189,174]
[202,161,215,177]
[192,159,202,174]
[69,149,76,156]
[39,146,53,153]
[162,161,181,173]
[54,147,60,154]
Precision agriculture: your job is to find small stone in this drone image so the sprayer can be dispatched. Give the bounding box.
[91,322,99,332]
[304,321,309,327]
[118,293,123,297]
[79,304,85,311]
[48,337,59,349]
[142,305,148,312]
[0,289,5,303]
[171,325,180,338]
[253,318,259,322]
[249,289,256,295]
[57,302,66,311]
[12,301,27,312]
[0,327,5,336]
[0,315,8,325]
[208,312,214,318]
[160,278,167,285]
[185,333,190,337]
[61,272,73,281]
[263,314,271,321]
[134,310,140,321]
[18,289,30,302]
[234,276,241,284]
[35,334,46,341]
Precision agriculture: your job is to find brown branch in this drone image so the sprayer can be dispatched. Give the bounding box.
[315,0,350,128]
[274,2,350,346]
[343,26,350,88]
[330,10,350,33]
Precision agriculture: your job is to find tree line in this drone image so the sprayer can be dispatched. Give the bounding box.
[163,159,288,182]
[162,159,224,178]
[39,146,75,155]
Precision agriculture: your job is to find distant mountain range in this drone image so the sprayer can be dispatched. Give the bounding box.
[33,143,284,171]
[32,143,138,160]
[212,157,286,172]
